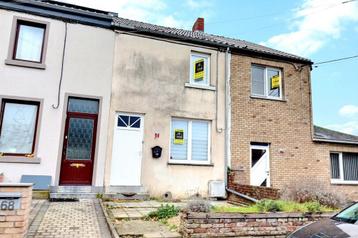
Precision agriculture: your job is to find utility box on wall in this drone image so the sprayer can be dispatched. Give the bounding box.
[208,180,226,198]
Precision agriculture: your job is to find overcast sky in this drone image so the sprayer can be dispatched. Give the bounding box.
[60,0,358,135]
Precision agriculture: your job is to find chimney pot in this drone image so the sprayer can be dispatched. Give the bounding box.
[192,17,204,32]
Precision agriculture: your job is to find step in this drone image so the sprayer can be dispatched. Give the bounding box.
[103,192,149,200]
[51,186,94,193]
[106,185,147,194]
[49,192,98,200]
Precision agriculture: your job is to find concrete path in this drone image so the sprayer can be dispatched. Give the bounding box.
[27,199,111,238]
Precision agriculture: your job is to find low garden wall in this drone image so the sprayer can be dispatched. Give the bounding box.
[180,211,334,237]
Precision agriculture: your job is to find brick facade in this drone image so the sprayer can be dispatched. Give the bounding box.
[230,53,358,200]
[0,184,32,238]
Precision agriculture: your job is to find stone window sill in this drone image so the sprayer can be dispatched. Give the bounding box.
[5,59,46,70]
[250,95,287,102]
[184,83,216,91]
[0,156,41,164]
[167,161,214,167]
[331,179,358,185]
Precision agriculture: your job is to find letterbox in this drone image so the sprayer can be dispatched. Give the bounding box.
[151,146,162,159]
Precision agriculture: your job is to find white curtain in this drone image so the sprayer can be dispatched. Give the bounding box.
[0,103,38,154]
[15,25,44,62]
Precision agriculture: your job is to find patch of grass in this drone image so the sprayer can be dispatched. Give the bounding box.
[212,200,336,213]
[146,204,180,221]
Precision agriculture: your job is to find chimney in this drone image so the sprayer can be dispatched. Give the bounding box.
[192,17,204,32]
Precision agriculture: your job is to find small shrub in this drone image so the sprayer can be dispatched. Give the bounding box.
[256,199,283,212]
[305,201,321,213]
[186,199,212,213]
[147,204,179,220]
[281,182,347,208]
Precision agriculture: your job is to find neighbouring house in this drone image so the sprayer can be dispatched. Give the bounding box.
[1,0,357,200]
[0,0,116,192]
[229,50,358,200]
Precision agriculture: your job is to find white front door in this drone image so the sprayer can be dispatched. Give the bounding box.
[250,144,270,187]
[110,113,143,186]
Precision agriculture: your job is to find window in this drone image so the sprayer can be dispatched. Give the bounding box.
[170,118,210,164]
[190,52,210,86]
[331,152,358,184]
[251,65,282,99]
[0,99,40,156]
[117,115,141,129]
[6,17,49,69]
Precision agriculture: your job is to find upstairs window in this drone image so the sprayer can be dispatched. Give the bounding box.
[190,52,210,86]
[251,65,282,99]
[14,20,46,62]
[331,152,358,183]
[6,17,49,69]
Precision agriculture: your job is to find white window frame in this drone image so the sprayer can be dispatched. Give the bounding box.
[189,52,211,86]
[251,65,283,100]
[330,152,358,185]
[169,118,211,165]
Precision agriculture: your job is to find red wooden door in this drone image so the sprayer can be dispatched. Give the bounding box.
[59,112,98,185]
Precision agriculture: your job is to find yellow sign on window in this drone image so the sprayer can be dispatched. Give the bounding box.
[174,129,184,144]
[271,75,280,89]
[194,59,205,81]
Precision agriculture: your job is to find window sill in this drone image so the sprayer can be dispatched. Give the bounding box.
[5,59,46,70]
[0,156,41,164]
[331,180,358,185]
[167,161,214,167]
[184,83,216,91]
[250,95,286,102]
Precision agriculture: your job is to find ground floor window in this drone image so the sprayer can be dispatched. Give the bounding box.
[170,118,210,164]
[0,99,40,156]
[331,152,358,183]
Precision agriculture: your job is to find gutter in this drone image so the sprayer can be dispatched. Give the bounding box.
[0,0,115,29]
[313,138,358,145]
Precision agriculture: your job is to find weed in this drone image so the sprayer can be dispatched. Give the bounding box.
[147,204,179,221]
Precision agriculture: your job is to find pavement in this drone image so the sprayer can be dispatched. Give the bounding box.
[27,199,111,238]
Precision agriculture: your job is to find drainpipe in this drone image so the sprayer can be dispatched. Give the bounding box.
[224,47,231,189]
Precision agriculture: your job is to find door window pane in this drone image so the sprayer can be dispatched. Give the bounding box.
[191,121,208,161]
[0,101,39,154]
[15,23,45,62]
[251,66,265,96]
[171,120,188,160]
[66,118,94,160]
[68,98,99,114]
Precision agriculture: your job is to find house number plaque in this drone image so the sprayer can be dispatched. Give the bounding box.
[0,193,21,210]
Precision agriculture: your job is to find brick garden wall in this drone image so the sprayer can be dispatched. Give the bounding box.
[227,172,279,204]
[180,211,333,237]
[0,184,32,238]
[229,53,358,200]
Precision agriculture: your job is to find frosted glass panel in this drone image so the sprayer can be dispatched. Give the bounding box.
[15,24,45,62]
[66,118,94,160]
[0,102,38,154]
[251,66,265,96]
[68,98,99,114]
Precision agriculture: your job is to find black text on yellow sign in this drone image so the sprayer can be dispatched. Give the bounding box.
[271,75,280,89]
[174,129,184,144]
[194,59,205,81]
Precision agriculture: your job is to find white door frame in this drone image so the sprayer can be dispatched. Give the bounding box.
[250,144,270,187]
[110,112,144,186]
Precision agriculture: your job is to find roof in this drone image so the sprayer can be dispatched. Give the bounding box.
[113,17,312,64]
[0,0,312,64]
[313,125,358,145]
[0,0,117,29]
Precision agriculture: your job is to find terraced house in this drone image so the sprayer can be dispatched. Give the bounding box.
[0,0,357,200]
